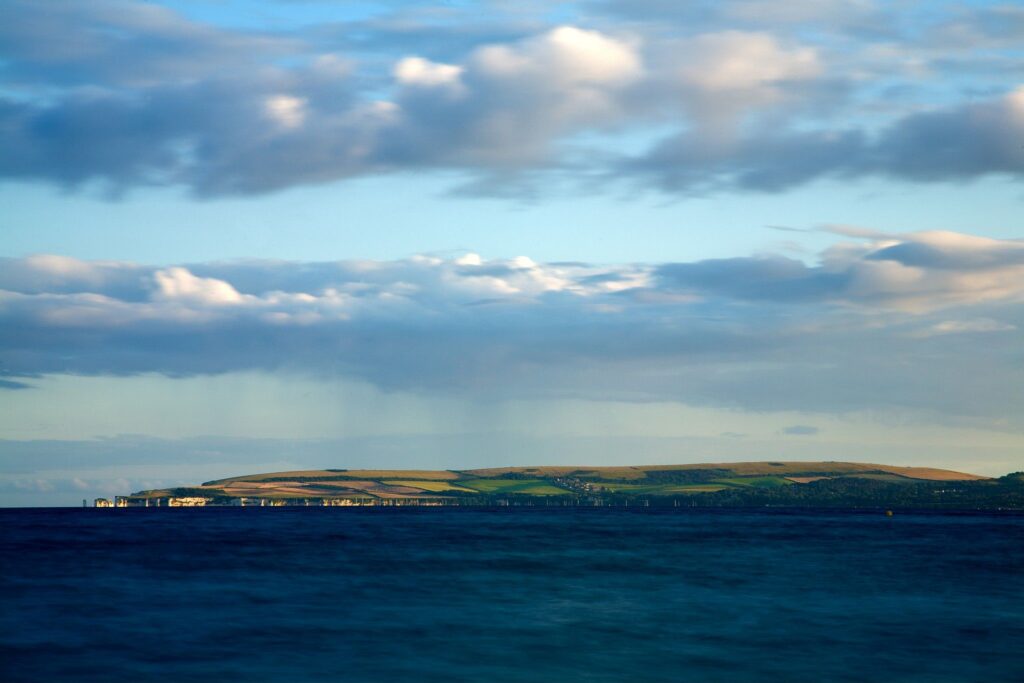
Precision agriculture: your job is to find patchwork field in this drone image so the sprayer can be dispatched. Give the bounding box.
[458,479,571,495]
[596,483,731,495]
[125,461,991,505]
[465,466,650,480]
[382,480,478,493]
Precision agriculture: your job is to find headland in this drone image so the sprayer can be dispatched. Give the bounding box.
[97,461,1023,510]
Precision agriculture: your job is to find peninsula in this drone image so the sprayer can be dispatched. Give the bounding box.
[101,461,1024,510]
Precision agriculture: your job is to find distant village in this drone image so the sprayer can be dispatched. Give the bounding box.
[92,496,454,507]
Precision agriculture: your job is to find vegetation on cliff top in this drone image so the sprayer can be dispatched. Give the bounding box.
[117,462,1024,509]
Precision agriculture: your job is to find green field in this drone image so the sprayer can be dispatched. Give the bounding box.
[382,480,478,493]
[711,476,793,488]
[836,473,918,484]
[595,477,796,494]
[466,466,649,480]
[595,483,730,495]
[207,469,461,484]
[458,479,571,495]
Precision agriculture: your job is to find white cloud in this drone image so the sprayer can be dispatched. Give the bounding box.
[676,31,821,92]
[384,25,645,168]
[916,318,1017,337]
[472,26,641,86]
[263,95,307,129]
[454,253,483,266]
[394,57,464,88]
[153,267,244,305]
[834,231,1024,311]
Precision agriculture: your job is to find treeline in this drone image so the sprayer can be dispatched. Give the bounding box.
[628,469,733,484]
[678,476,1024,509]
[128,487,235,502]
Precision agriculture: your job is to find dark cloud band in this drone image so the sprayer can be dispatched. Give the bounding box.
[1,231,1021,426]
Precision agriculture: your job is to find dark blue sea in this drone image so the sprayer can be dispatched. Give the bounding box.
[2,508,1022,682]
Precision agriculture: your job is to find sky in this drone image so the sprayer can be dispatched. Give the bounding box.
[1,0,1023,505]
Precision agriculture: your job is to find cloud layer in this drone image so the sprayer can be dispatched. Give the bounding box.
[1,0,1022,197]
[2,230,1022,426]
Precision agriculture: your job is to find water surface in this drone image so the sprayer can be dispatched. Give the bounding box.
[2,508,1022,682]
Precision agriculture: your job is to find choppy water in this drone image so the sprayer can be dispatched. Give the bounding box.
[1,508,1022,682]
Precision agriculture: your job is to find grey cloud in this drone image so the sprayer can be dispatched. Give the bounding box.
[0,433,727,476]
[656,231,1024,310]
[0,72,378,195]
[928,6,1024,50]
[655,255,847,302]
[1,231,1023,426]
[783,425,819,435]
[868,91,1024,182]
[1,20,644,195]
[867,237,1024,270]
[628,88,1024,194]
[0,255,153,300]
[0,0,297,87]
[1,2,1021,197]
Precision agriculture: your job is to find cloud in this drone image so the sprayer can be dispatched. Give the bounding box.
[656,231,1024,311]
[721,0,878,26]
[595,0,882,30]
[670,30,822,97]
[0,2,1021,197]
[394,57,464,88]
[783,425,819,436]
[868,87,1024,182]
[378,25,644,173]
[0,0,298,87]
[264,95,308,129]
[1,230,1022,426]
[471,26,641,86]
[627,87,1024,194]
[928,5,1024,50]
[914,318,1017,338]
[153,268,245,305]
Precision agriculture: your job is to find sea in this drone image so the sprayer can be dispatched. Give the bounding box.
[1,507,1022,683]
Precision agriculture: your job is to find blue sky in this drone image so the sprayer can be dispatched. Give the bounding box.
[4,177,1023,265]
[1,0,1022,505]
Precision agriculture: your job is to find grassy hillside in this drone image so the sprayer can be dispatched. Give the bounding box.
[207,461,984,486]
[119,461,999,507]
